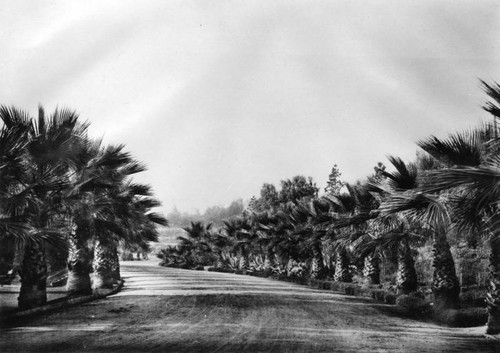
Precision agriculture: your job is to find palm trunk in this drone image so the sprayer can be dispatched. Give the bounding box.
[432,229,460,310]
[362,254,380,285]
[239,255,249,271]
[396,237,418,294]
[334,249,352,283]
[0,238,16,276]
[213,249,226,268]
[264,248,276,270]
[486,237,500,334]
[93,239,117,289]
[310,243,326,279]
[111,247,120,282]
[18,242,47,309]
[215,257,224,268]
[66,232,93,295]
[239,249,249,271]
[286,257,294,276]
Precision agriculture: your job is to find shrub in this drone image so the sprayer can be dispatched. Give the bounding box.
[460,289,487,308]
[207,267,235,273]
[371,289,386,302]
[318,281,333,290]
[121,251,134,261]
[396,293,432,318]
[384,293,397,304]
[433,307,487,327]
[344,286,356,295]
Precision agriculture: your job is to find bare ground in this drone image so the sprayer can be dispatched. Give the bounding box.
[1,260,498,352]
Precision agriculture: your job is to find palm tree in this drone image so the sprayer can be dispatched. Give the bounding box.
[327,184,379,283]
[158,245,185,267]
[373,155,461,309]
[0,114,31,281]
[224,217,253,271]
[208,230,232,269]
[416,85,500,333]
[355,214,421,294]
[65,143,147,295]
[325,194,354,283]
[290,199,332,280]
[248,211,278,273]
[92,182,167,289]
[177,221,213,268]
[0,106,87,308]
[364,157,424,293]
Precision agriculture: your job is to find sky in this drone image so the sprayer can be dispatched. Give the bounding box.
[0,1,499,214]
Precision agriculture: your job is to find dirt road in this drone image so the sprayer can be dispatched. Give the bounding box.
[1,260,498,352]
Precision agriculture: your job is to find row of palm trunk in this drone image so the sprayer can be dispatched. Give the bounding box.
[165,212,421,298]
[18,238,120,309]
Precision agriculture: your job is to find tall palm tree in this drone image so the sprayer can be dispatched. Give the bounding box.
[0,106,87,308]
[0,113,32,280]
[365,157,425,293]
[417,85,500,333]
[290,199,332,280]
[327,184,379,283]
[64,143,147,295]
[374,155,461,309]
[92,182,167,289]
[355,214,422,294]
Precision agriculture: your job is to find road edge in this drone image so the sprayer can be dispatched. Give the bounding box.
[1,279,125,326]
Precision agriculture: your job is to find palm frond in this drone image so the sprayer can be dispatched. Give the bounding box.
[417,128,486,167]
[380,156,418,191]
[481,80,500,118]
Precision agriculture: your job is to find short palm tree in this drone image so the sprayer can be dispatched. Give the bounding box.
[249,211,279,273]
[177,221,213,268]
[208,230,232,269]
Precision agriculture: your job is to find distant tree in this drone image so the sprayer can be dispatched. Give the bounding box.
[248,176,318,213]
[168,200,245,228]
[247,196,259,213]
[166,207,182,226]
[279,176,318,204]
[204,205,224,224]
[166,207,201,228]
[226,199,245,217]
[324,164,344,196]
[260,183,280,209]
[203,199,245,225]
[247,183,279,212]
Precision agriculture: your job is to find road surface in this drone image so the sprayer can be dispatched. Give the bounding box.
[1,260,498,352]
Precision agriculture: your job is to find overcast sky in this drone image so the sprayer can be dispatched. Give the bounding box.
[1,1,499,213]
